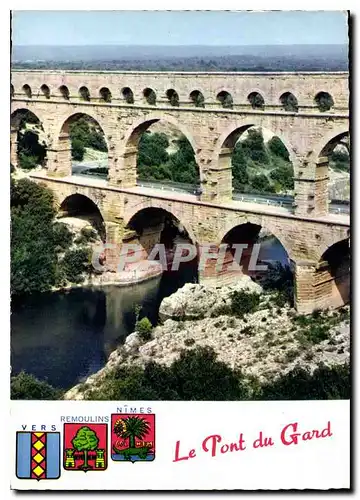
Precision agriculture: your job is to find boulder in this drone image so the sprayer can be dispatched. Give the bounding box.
[159,276,262,320]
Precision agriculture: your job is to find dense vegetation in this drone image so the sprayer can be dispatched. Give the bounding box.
[137,129,294,194]
[69,116,107,161]
[137,132,199,184]
[11,178,93,297]
[15,113,348,200]
[329,147,350,173]
[11,372,62,400]
[11,346,350,401]
[15,112,47,170]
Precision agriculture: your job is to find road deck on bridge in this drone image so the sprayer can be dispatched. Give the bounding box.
[30,171,350,227]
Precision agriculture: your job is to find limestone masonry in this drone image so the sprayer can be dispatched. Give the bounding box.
[11,70,350,313]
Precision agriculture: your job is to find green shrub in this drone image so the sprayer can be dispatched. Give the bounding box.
[53,222,73,250]
[258,362,350,400]
[80,227,97,242]
[75,227,98,245]
[230,290,260,318]
[71,138,85,161]
[18,152,38,170]
[136,317,153,341]
[11,372,61,400]
[61,247,91,283]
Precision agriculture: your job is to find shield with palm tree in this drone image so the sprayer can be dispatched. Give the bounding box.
[111,414,155,462]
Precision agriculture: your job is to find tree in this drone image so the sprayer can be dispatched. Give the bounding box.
[114,416,150,449]
[71,426,99,469]
[11,178,76,296]
[268,136,290,161]
[269,164,294,191]
[62,247,91,283]
[17,129,47,170]
[232,143,249,191]
[71,138,85,161]
[250,174,274,193]
[241,129,269,164]
[11,179,58,295]
[138,133,169,167]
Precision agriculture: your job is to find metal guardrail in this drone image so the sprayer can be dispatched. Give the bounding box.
[75,170,350,213]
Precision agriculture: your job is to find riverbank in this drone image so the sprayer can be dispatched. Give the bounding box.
[50,261,163,292]
[63,276,350,400]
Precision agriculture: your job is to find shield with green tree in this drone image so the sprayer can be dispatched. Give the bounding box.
[63,423,108,471]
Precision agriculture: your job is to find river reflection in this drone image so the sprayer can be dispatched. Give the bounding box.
[11,237,288,390]
[11,263,198,389]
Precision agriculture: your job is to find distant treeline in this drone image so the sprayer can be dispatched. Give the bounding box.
[12,54,348,72]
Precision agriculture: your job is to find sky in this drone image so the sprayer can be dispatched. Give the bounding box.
[12,11,348,46]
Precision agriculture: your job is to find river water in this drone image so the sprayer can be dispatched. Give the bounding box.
[11,237,288,390]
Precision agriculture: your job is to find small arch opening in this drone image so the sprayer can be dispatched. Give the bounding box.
[217,90,233,109]
[280,92,298,112]
[248,92,265,110]
[79,86,90,102]
[143,88,157,105]
[22,84,32,98]
[190,90,205,108]
[315,92,334,112]
[59,85,70,100]
[166,89,179,107]
[40,84,50,99]
[11,84,14,98]
[99,87,112,103]
[121,87,134,104]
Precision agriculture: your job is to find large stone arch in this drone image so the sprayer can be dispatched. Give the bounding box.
[113,112,200,188]
[213,120,297,165]
[57,192,107,242]
[310,125,349,163]
[312,237,350,310]
[217,214,294,262]
[49,111,111,178]
[316,227,350,267]
[208,119,297,203]
[302,125,349,217]
[10,107,48,169]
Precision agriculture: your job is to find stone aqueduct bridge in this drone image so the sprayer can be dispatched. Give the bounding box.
[11,70,350,313]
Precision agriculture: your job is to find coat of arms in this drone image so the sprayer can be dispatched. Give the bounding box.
[111,414,155,462]
[63,423,108,472]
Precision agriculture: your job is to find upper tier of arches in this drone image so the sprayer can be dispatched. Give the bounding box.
[12,82,342,113]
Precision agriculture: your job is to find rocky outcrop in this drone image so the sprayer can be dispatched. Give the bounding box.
[159,276,262,320]
[63,278,350,401]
